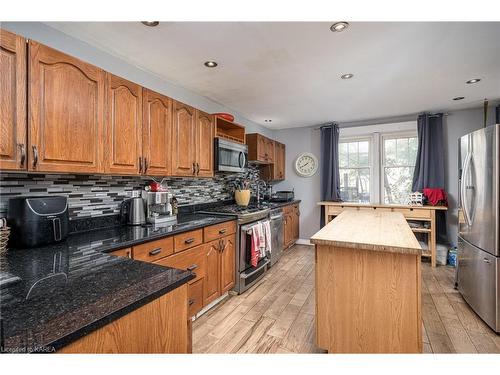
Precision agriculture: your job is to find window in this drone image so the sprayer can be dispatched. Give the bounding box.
[337,125,418,204]
[339,139,371,203]
[382,135,418,204]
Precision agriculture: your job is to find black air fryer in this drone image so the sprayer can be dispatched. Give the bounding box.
[7,196,69,248]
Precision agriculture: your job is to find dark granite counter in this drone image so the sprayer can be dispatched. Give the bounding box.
[267,199,301,209]
[0,213,235,353]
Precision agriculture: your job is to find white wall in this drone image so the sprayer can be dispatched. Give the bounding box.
[273,126,321,240]
[1,22,274,137]
[274,107,498,244]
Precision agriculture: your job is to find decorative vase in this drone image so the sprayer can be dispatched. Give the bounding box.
[234,189,251,206]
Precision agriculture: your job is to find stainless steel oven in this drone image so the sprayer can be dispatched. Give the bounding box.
[237,218,271,293]
[215,138,247,173]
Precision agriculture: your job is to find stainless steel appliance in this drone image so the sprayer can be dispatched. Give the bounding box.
[457,124,500,332]
[199,203,270,294]
[7,196,69,248]
[120,197,146,226]
[269,208,284,267]
[143,191,177,225]
[271,190,295,202]
[215,138,248,173]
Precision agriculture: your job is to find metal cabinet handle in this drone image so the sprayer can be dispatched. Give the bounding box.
[184,238,195,244]
[192,162,196,174]
[196,162,200,175]
[483,258,491,264]
[139,157,143,173]
[188,298,195,306]
[19,144,26,167]
[144,158,148,173]
[221,240,228,253]
[126,250,132,258]
[187,264,198,271]
[219,229,226,235]
[149,248,162,256]
[32,145,38,168]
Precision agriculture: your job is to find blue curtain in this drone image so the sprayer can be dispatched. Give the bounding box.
[412,113,445,191]
[412,113,448,243]
[320,123,341,227]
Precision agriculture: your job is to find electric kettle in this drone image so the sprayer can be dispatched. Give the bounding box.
[120,197,146,225]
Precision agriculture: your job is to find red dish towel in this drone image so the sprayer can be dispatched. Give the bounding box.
[250,226,260,267]
[423,188,448,206]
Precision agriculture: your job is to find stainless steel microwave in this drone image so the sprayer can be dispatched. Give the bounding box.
[215,138,248,173]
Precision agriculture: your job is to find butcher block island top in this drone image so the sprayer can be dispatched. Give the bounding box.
[310,210,421,255]
[311,210,423,353]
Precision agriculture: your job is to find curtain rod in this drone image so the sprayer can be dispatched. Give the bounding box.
[313,112,449,130]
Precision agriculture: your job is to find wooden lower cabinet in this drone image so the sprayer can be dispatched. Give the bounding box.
[283,203,300,248]
[59,284,190,353]
[188,278,204,317]
[204,239,221,306]
[220,235,235,293]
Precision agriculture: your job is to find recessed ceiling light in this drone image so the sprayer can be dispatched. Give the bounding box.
[141,21,159,27]
[204,61,218,68]
[330,22,349,32]
[466,78,481,84]
[453,96,465,101]
[341,73,354,79]
[264,119,272,123]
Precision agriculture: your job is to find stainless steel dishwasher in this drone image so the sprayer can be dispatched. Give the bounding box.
[269,208,284,267]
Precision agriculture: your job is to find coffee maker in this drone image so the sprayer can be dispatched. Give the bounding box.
[143,191,177,225]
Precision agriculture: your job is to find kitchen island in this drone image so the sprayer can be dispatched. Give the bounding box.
[311,210,422,353]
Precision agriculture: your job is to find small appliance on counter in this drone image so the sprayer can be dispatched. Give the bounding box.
[120,197,146,226]
[143,191,177,225]
[7,196,69,248]
[270,190,295,202]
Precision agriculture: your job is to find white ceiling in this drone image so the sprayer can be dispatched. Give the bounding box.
[46,22,500,129]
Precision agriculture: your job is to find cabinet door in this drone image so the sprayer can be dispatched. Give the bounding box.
[142,89,172,176]
[28,41,105,173]
[283,212,291,247]
[0,29,27,171]
[276,142,286,180]
[204,239,220,306]
[220,235,235,293]
[293,205,300,240]
[195,110,215,177]
[172,101,196,176]
[104,73,142,175]
[266,138,275,163]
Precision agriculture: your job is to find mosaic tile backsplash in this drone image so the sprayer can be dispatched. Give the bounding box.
[0,167,261,220]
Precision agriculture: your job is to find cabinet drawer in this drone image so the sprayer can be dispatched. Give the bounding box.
[188,278,204,317]
[204,221,236,242]
[133,237,174,262]
[174,229,203,253]
[155,244,206,283]
[392,207,431,219]
[110,247,133,258]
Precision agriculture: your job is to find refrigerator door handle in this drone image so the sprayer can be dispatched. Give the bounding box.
[461,151,473,226]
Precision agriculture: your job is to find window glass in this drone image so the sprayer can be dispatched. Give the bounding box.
[339,140,371,203]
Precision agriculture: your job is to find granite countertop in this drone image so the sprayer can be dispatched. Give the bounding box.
[266,199,301,209]
[0,213,235,353]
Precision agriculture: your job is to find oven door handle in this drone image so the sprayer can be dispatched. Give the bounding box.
[241,259,270,279]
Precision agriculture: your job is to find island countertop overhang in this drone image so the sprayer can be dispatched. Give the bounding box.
[311,210,422,255]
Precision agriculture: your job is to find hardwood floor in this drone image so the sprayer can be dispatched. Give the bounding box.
[192,244,500,354]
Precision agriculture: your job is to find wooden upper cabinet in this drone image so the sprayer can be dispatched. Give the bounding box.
[246,133,274,164]
[220,235,235,293]
[172,101,196,176]
[274,141,285,180]
[195,110,215,177]
[104,73,142,175]
[28,41,105,173]
[0,29,27,171]
[142,89,172,176]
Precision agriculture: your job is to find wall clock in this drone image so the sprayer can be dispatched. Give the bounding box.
[294,152,319,177]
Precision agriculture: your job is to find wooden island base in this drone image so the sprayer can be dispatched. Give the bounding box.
[312,211,422,353]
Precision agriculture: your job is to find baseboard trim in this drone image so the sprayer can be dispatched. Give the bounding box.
[295,238,313,246]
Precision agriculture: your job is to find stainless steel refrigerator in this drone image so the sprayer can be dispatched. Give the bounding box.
[457,124,500,332]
